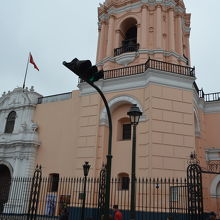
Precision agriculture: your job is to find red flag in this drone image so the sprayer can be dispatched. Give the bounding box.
[29,53,39,71]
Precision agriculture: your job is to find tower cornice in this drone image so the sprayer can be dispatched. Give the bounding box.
[98,0,185,20]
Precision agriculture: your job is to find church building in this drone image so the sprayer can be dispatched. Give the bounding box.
[1,0,220,216]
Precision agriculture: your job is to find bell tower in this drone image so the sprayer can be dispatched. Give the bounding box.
[78,0,195,179]
[96,0,191,70]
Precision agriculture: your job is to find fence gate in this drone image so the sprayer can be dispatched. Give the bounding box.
[98,165,106,219]
[27,165,42,220]
[187,160,203,220]
[186,152,220,220]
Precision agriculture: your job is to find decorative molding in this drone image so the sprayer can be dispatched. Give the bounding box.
[0,143,39,177]
[96,49,188,67]
[99,0,185,21]
[210,174,220,198]
[204,101,220,114]
[182,17,191,33]
[205,149,220,161]
[115,51,139,66]
[99,95,146,126]
[78,68,195,98]
[0,87,42,112]
[0,132,40,146]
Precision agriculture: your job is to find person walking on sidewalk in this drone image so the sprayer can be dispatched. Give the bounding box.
[113,205,122,220]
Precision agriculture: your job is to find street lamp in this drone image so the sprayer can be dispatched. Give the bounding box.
[127,104,142,220]
[81,161,91,220]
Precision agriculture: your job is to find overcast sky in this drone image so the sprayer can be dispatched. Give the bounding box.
[0,0,219,97]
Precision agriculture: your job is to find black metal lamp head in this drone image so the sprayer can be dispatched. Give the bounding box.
[127,104,142,125]
[83,161,91,177]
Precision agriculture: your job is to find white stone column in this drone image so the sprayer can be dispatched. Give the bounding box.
[106,15,115,57]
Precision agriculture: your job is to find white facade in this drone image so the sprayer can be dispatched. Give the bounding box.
[0,87,41,177]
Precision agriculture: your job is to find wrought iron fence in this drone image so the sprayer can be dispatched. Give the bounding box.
[0,177,193,220]
[203,92,220,102]
[103,59,195,81]
[104,63,146,80]
[114,43,140,57]
[194,87,220,103]
[145,59,195,77]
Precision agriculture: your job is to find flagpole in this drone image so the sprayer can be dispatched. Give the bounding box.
[22,52,30,89]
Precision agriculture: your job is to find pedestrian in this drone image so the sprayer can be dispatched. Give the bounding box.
[113,205,122,220]
[209,212,217,220]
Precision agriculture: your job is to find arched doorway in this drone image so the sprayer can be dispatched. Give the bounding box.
[0,164,12,213]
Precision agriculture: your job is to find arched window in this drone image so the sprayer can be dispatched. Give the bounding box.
[114,17,139,56]
[118,173,130,190]
[4,111,16,134]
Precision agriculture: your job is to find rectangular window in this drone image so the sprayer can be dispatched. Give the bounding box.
[122,124,131,140]
[121,177,129,190]
[48,173,59,192]
[169,186,178,202]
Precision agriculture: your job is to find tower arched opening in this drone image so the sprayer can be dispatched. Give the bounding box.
[114,17,139,56]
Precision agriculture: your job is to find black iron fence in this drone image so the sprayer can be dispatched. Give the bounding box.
[194,85,220,103]
[114,43,140,57]
[104,63,146,80]
[0,177,194,220]
[145,59,195,77]
[103,59,195,81]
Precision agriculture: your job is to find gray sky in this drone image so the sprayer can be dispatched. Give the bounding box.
[0,0,219,96]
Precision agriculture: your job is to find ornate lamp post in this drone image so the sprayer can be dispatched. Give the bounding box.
[81,161,90,220]
[127,104,142,220]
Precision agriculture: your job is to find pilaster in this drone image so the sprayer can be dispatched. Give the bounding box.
[106,15,115,57]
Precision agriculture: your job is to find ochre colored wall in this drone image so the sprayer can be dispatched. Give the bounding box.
[34,83,195,179]
[196,111,220,215]
[33,91,81,177]
[149,84,194,178]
